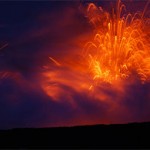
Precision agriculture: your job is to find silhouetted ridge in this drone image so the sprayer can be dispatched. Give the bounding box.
[0,122,150,148]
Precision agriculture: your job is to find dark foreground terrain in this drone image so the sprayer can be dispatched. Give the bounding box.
[0,122,150,148]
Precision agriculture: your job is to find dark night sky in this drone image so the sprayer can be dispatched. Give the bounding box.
[0,0,149,129]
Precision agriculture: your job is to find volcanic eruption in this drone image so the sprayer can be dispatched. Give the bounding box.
[0,0,150,129]
[42,0,150,96]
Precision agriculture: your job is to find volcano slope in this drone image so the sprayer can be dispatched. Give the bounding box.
[0,122,150,148]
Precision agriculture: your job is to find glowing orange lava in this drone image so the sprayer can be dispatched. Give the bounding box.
[84,0,150,84]
[41,0,150,101]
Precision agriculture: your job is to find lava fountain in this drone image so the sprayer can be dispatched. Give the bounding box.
[84,0,150,84]
[42,0,150,96]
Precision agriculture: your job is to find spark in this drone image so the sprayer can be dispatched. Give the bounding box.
[49,57,61,66]
[0,43,8,51]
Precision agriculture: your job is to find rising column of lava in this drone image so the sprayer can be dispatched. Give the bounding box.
[84,0,150,84]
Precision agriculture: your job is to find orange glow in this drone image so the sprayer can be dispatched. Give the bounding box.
[41,0,150,102]
[84,0,150,84]
[41,67,92,102]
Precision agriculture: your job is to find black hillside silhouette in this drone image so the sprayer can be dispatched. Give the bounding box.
[0,122,150,148]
